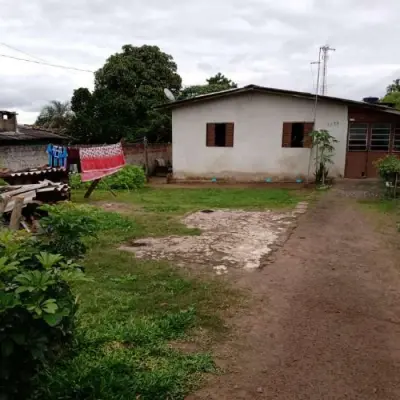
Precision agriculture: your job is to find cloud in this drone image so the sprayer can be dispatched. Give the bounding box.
[0,0,399,123]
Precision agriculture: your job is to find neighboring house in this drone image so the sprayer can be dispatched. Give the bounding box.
[0,110,66,171]
[161,85,400,180]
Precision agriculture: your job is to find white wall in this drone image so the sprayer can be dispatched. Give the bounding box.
[172,92,348,181]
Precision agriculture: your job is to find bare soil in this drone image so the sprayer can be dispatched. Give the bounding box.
[187,183,400,400]
[122,204,308,272]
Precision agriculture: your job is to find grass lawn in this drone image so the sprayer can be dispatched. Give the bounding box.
[358,198,400,215]
[358,198,400,237]
[32,187,306,400]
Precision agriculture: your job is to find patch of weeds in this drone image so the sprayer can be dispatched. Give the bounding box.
[32,345,215,400]
[31,246,240,399]
[30,194,243,399]
[358,199,400,215]
[358,199,400,234]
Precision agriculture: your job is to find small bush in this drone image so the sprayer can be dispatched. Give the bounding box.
[39,203,98,259]
[69,173,89,190]
[0,231,90,399]
[70,165,146,191]
[375,155,400,183]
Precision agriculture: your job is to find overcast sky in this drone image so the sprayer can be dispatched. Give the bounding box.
[1,0,399,123]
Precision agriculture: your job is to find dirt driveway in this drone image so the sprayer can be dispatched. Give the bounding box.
[188,185,400,399]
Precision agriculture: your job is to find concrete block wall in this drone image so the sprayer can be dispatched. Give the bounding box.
[123,144,172,173]
[0,143,172,172]
[0,145,49,171]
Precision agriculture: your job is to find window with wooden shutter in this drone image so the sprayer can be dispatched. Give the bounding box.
[206,122,234,147]
[206,123,215,146]
[225,123,234,147]
[282,123,292,147]
[282,122,314,148]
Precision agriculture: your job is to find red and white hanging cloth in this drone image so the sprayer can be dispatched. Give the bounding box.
[79,143,126,182]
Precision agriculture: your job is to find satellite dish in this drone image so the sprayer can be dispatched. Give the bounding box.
[164,88,176,102]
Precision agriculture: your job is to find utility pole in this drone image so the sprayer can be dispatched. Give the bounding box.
[311,47,322,121]
[143,136,150,182]
[321,44,335,96]
[307,46,323,185]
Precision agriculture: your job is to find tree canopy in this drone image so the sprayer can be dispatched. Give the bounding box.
[381,78,400,109]
[35,101,72,131]
[46,45,238,144]
[178,73,237,100]
[68,45,182,144]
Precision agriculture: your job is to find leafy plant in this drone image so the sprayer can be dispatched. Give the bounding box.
[69,165,146,191]
[310,129,339,186]
[374,155,400,198]
[69,173,89,190]
[375,155,400,182]
[39,203,98,259]
[98,165,146,190]
[0,231,89,399]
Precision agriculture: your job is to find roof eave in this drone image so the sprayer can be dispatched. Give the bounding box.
[156,84,400,115]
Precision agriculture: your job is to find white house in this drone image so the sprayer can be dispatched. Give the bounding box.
[161,85,400,180]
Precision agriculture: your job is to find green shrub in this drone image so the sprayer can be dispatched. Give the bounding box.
[375,155,400,183]
[99,165,146,190]
[0,231,90,399]
[69,173,89,190]
[39,203,98,260]
[69,165,146,191]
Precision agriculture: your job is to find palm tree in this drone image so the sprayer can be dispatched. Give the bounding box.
[35,100,72,131]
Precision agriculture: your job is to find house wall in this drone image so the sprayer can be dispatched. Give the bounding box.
[0,143,171,172]
[172,92,348,181]
[121,144,171,174]
[345,106,400,178]
[0,145,49,171]
[0,113,17,132]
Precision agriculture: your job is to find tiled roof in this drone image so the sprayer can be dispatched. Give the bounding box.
[0,125,67,142]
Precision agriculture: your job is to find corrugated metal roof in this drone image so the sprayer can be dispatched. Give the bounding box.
[0,125,67,142]
[158,84,400,115]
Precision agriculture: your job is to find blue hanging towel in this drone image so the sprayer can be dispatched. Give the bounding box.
[46,144,53,167]
[53,145,60,167]
[61,147,68,168]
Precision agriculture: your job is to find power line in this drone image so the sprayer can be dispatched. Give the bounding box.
[0,53,94,73]
[0,42,48,63]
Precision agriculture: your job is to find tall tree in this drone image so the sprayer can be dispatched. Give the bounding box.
[69,45,182,143]
[68,88,95,143]
[387,79,400,94]
[206,72,237,88]
[381,78,400,109]
[35,101,72,131]
[179,73,237,100]
[69,45,182,144]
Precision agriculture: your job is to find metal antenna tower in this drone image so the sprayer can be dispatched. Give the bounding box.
[321,44,335,95]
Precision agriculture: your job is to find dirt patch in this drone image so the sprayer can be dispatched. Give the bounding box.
[187,185,400,400]
[121,203,308,273]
